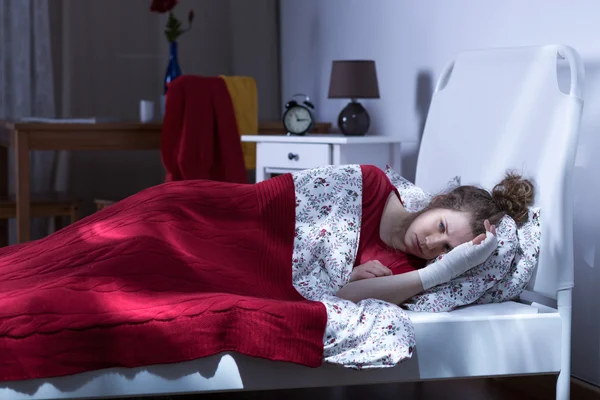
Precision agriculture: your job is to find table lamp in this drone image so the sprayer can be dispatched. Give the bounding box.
[328,60,380,136]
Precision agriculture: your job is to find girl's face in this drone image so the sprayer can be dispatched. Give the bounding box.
[403,208,475,260]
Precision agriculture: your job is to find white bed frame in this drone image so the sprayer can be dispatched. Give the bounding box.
[0,44,584,400]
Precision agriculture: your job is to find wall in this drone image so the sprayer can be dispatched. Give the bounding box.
[280,0,600,386]
[51,0,279,215]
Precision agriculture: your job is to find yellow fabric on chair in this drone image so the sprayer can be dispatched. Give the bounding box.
[220,76,258,171]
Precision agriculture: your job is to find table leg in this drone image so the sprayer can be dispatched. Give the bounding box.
[15,131,31,243]
[255,143,265,183]
[0,146,7,246]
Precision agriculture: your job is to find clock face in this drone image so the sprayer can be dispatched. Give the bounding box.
[283,106,313,134]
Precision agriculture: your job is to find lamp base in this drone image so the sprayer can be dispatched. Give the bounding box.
[337,100,370,136]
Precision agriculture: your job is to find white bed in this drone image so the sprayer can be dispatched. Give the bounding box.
[0,44,584,400]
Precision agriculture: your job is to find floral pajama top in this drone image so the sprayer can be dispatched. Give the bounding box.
[290,165,420,369]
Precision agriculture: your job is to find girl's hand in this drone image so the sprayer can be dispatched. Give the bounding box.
[350,260,392,282]
[418,221,497,290]
[472,219,496,245]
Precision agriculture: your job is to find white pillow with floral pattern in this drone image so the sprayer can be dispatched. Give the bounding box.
[384,165,460,212]
[475,208,541,304]
[383,166,541,312]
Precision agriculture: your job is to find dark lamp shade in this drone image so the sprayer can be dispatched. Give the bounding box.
[328,60,380,99]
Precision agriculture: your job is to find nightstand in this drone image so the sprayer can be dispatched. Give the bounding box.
[240,134,403,183]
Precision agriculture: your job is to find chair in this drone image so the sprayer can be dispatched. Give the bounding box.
[93,198,114,212]
[0,193,79,245]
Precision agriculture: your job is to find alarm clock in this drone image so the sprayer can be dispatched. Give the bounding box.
[282,93,315,135]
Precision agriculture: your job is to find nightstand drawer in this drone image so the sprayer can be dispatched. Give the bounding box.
[257,142,331,169]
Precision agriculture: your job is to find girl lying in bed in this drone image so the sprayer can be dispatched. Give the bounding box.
[0,164,534,381]
[335,165,534,304]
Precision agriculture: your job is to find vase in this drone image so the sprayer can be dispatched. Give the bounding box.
[164,41,182,94]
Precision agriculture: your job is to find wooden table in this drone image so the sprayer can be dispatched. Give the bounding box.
[0,121,332,244]
[0,122,163,244]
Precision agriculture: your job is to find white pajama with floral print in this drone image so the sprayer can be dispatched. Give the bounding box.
[292,165,415,369]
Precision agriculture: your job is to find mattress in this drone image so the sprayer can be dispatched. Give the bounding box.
[0,301,561,400]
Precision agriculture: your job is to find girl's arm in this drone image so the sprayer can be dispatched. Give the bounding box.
[337,227,498,304]
[336,270,423,305]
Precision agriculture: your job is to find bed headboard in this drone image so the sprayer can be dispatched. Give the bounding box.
[415,44,585,300]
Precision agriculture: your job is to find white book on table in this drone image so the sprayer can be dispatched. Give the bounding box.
[17,117,121,124]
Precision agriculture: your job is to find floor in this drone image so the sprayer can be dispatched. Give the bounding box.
[127,378,557,400]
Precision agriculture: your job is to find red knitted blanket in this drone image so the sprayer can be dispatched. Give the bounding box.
[0,174,327,381]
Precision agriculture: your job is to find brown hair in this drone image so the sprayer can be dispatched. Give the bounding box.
[424,171,535,236]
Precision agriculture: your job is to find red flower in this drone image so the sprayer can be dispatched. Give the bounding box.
[150,0,194,43]
[150,0,178,13]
